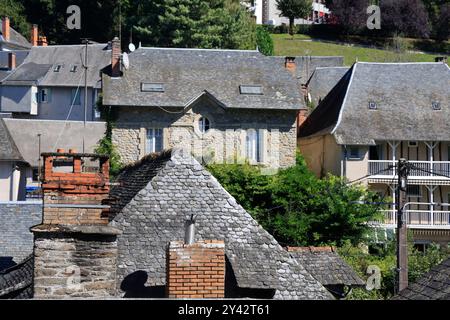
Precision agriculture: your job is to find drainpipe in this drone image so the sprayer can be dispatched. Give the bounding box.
[184,214,196,245]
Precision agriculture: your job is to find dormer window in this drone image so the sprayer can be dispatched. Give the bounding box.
[432,101,441,110]
[70,65,78,72]
[53,65,61,72]
[368,101,377,110]
[141,83,165,92]
[240,85,263,95]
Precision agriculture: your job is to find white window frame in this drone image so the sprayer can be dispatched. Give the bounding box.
[146,128,164,153]
[198,117,210,134]
[246,129,263,164]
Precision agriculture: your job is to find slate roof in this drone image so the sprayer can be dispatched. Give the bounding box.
[393,257,450,300]
[2,44,111,88]
[103,47,304,110]
[0,119,23,162]
[306,67,349,106]
[0,255,34,299]
[1,62,51,86]
[0,22,31,50]
[110,149,333,299]
[286,247,365,287]
[2,118,106,167]
[299,62,450,145]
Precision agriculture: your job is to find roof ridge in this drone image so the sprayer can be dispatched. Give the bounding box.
[138,46,260,53]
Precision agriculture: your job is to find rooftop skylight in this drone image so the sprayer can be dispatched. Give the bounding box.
[141,82,165,92]
[239,85,263,95]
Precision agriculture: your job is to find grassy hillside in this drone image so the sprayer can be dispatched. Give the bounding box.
[272,34,439,65]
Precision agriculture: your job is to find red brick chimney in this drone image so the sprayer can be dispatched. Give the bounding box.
[30,24,38,46]
[167,240,225,298]
[285,56,296,76]
[41,151,110,225]
[2,17,10,42]
[111,37,121,77]
[8,52,16,70]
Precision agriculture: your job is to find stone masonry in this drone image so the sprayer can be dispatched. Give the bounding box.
[31,151,121,299]
[166,240,225,298]
[112,104,298,170]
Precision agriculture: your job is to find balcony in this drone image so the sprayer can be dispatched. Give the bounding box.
[368,160,450,185]
[371,210,450,230]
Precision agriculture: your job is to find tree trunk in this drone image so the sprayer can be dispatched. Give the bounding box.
[289,17,295,36]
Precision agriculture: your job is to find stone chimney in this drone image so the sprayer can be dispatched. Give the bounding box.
[31,24,38,46]
[8,52,16,70]
[166,240,225,298]
[297,109,308,131]
[38,35,48,47]
[284,57,297,76]
[111,37,121,77]
[2,17,10,42]
[31,151,121,299]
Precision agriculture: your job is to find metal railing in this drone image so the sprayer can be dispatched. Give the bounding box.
[372,210,450,229]
[368,160,450,177]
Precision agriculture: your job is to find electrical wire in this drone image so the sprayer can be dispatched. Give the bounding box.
[346,165,395,185]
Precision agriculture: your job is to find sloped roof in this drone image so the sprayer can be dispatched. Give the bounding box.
[103,47,303,110]
[0,119,23,162]
[393,258,450,300]
[286,246,365,287]
[110,149,333,299]
[0,255,34,299]
[299,62,450,145]
[0,22,31,50]
[1,62,51,85]
[306,67,349,106]
[3,119,106,167]
[2,44,111,88]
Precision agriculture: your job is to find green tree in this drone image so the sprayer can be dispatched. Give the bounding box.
[124,0,256,49]
[256,25,274,55]
[0,0,29,36]
[208,153,382,246]
[276,0,312,36]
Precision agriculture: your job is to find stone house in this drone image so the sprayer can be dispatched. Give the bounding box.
[102,40,306,170]
[298,62,450,246]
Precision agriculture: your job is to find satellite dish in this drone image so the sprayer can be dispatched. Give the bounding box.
[122,52,130,70]
[128,43,136,52]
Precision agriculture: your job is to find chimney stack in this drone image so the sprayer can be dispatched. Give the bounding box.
[284,56,296,76]
[8,52,16,70]
[31,24,38,46]
[2,17,10,42]
[111,37,121,77]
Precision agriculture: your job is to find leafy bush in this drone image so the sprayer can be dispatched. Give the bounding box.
[208,153,382,246]
[256,25,274,56]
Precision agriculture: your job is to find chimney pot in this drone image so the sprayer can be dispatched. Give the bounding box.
[2,17,10,42]
[56,148,65,153]
[69,149,77,154]
[284,56,296,76]
[38,35,48,47]
[111,37,121,77]
[31,24,38,46]
[8,52,16,70]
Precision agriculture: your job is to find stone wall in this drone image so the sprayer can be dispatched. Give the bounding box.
[166,240,225,298]
[112,102,298,169]
[0,202,42,271]
[33,230,119,298]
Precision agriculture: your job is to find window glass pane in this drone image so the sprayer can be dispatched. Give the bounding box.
[146,128,163,153]
[246,129,260,163]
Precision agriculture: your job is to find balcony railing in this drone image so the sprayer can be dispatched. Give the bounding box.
[371,210,450,229]
[368,160,450,178]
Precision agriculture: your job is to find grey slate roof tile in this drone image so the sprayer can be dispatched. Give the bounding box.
[103,48,304,110]
[299,62,450,144]
[111,149,333,299]
[0,23,31,49]
[392,258,450,300]
[0,119,23,161]
[306,67,349,106]
[0,255,34,299]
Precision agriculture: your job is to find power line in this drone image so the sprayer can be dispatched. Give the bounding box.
[346,165,395,185]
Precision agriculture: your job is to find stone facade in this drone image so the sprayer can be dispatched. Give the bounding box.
[0,202,42,271]
[33,230,118,298]
[166,240,225,298]
[112,102,298,170]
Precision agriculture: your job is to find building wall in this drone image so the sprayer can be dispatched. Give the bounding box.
[12,87,100,121]
[112,103,298,169]
[0,162,27,201]
[0,202,42,271]
[0,86,34,114]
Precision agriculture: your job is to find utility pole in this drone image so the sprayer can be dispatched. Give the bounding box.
[396,158,409,293]
[81,38,90,153]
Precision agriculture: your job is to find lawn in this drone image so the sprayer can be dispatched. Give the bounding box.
[272,34,439,65]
